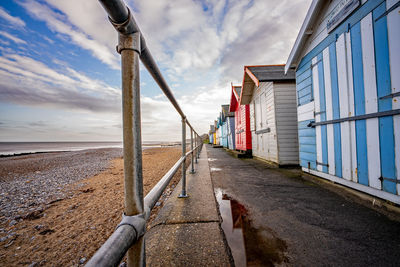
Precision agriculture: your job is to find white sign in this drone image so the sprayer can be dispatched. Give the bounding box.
[327,0,360,32]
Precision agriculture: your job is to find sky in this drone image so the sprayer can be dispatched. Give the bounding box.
[0,0,311,142]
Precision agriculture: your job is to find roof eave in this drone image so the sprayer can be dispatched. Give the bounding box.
[240,67,256,105]
[258,78,296,83]
[284,0,323,74]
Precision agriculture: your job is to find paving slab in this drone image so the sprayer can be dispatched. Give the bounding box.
[146,223,230,267]
[146,146,231,266]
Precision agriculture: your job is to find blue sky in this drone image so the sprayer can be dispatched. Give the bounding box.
[0,0,311,141]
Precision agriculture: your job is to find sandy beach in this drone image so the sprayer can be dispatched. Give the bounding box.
[0,146,183,266]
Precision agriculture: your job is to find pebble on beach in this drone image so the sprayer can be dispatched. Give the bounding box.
[0,148,122,224]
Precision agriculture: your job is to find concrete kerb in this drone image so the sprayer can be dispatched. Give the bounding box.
[145,146,231,266]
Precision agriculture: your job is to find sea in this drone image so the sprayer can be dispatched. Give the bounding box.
[0,142,123,156]
[0,141,179,156]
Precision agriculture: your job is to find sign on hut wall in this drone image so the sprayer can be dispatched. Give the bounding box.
[327,0,360,32]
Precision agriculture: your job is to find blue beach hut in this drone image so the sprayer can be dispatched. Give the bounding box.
[220,105,229,148]
[222,104,235,150]
[285,0,400,204]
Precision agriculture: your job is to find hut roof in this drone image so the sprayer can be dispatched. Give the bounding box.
[284,0,323,73]
[221,104,234,118]
[229,84,241,112]
[210,125,215,133]
[241,65,295,105]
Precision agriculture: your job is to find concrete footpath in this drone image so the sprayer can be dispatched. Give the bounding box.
[146,144,400,266]
[145,146,232,266]
[208,145,400,266]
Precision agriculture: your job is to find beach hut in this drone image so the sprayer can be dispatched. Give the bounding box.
[222,104,235,150]
[214,120,218,145]
[218,111,226,147]
[240,65,298,165]
[220,105,230,148]
[229,84,252,155]
[209,125,215,144]
[285,0,400,204]
[217,117,222,146]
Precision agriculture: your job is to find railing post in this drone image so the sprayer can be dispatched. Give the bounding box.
[197,135,201,159]
[190,128,195,173]
[194,133,198,164]
[179,117,188,198]
[119,31,145,267]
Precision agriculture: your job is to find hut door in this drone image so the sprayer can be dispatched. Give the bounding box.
[255,95,263,156]
[261,92,270,160]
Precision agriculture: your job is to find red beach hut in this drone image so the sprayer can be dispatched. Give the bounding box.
[229,84,252,155]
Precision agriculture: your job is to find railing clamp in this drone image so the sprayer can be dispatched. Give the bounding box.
[116,213,146,241]
[116,31,141,54]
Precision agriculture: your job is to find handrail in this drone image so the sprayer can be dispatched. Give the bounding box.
[99,0,189,122]
[86,0,204,266]
[143,149,195,219]
[86,146,201,267]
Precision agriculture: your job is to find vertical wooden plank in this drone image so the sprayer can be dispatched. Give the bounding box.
[387,0,398,9]
[329,43,343,178]
[373,3,396,194]
[351,22,369,186]
[336,33,352,180]
[345,31,358,183]
[312,56,323,172]
[317,53,328,174]
[387,2,400,194]
[323,47,336,176]
[361,12,381,190]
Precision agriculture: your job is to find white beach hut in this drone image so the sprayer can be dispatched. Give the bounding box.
[240,65,298,165]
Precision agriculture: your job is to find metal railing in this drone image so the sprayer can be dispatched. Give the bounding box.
[86,1,203,266]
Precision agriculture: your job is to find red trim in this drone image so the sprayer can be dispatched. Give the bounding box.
[229,84,240,112]
[245,67,259,87]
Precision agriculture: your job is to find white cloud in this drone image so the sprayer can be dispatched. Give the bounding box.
[2,0,312,141]
[0,31,27,44]
[19,0,119,70]
[0,7,26,27]
[0,53,121,112]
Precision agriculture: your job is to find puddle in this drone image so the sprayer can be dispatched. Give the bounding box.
[208,158,218,161]
[210,167,222,172]
[215,188,247,267]
[214,188,288,266]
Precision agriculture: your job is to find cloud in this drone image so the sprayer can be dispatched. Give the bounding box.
[28,121,48,127]
[0,53,121,113]
[217,0,311,84]
[19,0,119,70]
[1,0,311,141]
[0,31,27,44]
[127,0,310,84]
[0,7,26,27]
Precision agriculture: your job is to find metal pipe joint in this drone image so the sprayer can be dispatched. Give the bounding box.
[107,5,147,53]
[117,213,146,241]
[117,31,141,54]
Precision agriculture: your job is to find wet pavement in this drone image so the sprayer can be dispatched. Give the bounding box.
[207,145,400,266]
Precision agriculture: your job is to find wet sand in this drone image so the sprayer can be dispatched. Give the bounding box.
[0,147,183,266]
